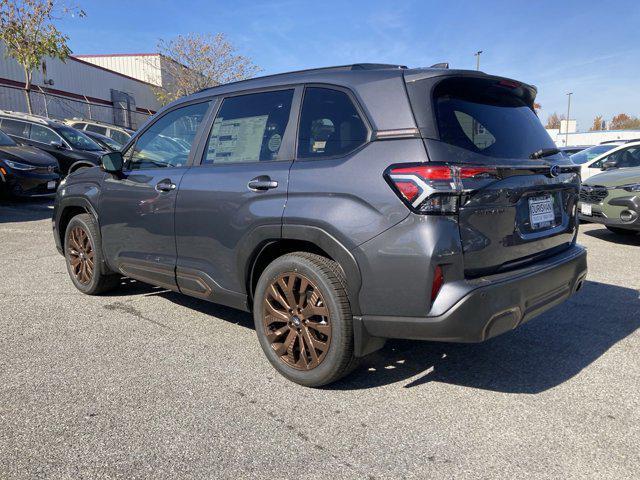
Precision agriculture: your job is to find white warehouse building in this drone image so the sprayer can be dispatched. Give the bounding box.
[0,42,161,129]
[73,53,176,89]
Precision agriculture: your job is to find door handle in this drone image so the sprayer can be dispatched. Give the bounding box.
[155,180,176,192]
[248,175,278,191]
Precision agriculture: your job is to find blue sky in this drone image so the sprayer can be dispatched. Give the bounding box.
[59,0,640,130]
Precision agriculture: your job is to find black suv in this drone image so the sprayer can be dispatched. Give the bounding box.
[0,111,105,175]
[53,64,587,386]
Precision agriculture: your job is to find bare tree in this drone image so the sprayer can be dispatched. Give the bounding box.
[0,0,84,114]
[545,112,565,129]
[153,33,260,105]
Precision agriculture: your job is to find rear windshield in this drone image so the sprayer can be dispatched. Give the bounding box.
[432,77,556,159]
[569,144,616,164]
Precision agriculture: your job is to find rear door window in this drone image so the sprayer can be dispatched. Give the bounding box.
[204,89,294,164]
[30,124,61,144]
[297,87,368,159]
[0,118,29,138]
[429,77,556,159]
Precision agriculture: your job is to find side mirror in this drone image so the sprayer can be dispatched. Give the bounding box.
[602,159,618,171]
[50,139,65,150]
[101,151,124,173]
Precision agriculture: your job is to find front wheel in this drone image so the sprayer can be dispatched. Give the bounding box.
[253,252,358,387]
[606,226,638,236]
[64,213,119,295]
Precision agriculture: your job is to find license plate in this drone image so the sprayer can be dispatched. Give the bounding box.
[529,195,555,229]
[47,181,56,190]
[581,203,592,216]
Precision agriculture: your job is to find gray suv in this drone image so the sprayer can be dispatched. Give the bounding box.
[53,64,587,386]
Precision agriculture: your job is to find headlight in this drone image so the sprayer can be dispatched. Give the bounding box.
[3,159,37,171]
[620,183,640,192]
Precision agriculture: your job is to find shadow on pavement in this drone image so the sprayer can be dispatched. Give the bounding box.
[330,280,639,393]
[105,276,639,393]
[0,198,54,223]
[582,227,640,246]
[107,277,255,330]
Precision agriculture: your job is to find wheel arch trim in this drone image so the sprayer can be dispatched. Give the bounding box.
[241,224,363,316]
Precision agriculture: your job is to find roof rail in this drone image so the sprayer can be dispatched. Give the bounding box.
[0,109,52,125]
[195,63,408,94]
[624,138,640,143]
[599,139,627,144]
[63,117,133,131]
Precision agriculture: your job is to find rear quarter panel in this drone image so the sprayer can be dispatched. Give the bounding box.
[284,139,428,250]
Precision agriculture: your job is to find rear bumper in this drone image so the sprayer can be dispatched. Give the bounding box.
[354,244,587,354]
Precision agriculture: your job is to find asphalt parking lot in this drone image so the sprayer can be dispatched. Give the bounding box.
[0,200,638,479]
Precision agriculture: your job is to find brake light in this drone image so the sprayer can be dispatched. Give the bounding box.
[431,265,444,302]
[498,79,521,89]
[385,163,495,214]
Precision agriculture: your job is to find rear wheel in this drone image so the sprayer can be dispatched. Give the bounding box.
[253,252,357,387]
[64,213,119,295]
[606,226,638,235]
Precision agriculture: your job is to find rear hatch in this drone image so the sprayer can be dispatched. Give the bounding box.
[405,72,580,277]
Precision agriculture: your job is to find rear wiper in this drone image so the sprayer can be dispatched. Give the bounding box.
[529,148,560,159]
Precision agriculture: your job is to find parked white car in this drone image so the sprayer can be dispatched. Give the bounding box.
[571,141,640,181]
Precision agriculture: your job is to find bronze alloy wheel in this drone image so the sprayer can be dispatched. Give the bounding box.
[263,272,332,370]
[67,226,94,285]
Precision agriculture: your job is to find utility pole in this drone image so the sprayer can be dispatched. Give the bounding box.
[475,50,483,70]
[565,92,573,146]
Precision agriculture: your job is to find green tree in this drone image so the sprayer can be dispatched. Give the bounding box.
[0,0,84,114]
[154,33,260,105]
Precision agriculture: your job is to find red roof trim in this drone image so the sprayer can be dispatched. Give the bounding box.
[0,76,156,114]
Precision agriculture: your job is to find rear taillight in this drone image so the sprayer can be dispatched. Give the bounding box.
[385,163,495,214]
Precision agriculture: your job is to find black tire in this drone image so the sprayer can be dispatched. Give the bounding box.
[606,226,639,236]
[253,252,358,387]
[64,213,119,295]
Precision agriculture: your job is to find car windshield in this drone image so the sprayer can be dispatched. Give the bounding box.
[569,144,617,164]
[57,126,103,151]
[0,128,16,146]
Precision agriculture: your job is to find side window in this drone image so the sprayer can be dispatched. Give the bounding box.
[204,89,294,164]
[126,102,210,170]
[30,124,61,144]
[86,124,108,135]
[592,149,624,168]
[0,119,29,138]
[297,87,368,159]
[109,130,129,146]
[617,147,640,168]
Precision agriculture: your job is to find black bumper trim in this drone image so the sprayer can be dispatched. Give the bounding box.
[355,245,587,350]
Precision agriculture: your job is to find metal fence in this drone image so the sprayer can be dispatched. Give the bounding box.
[0,83,152,130]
